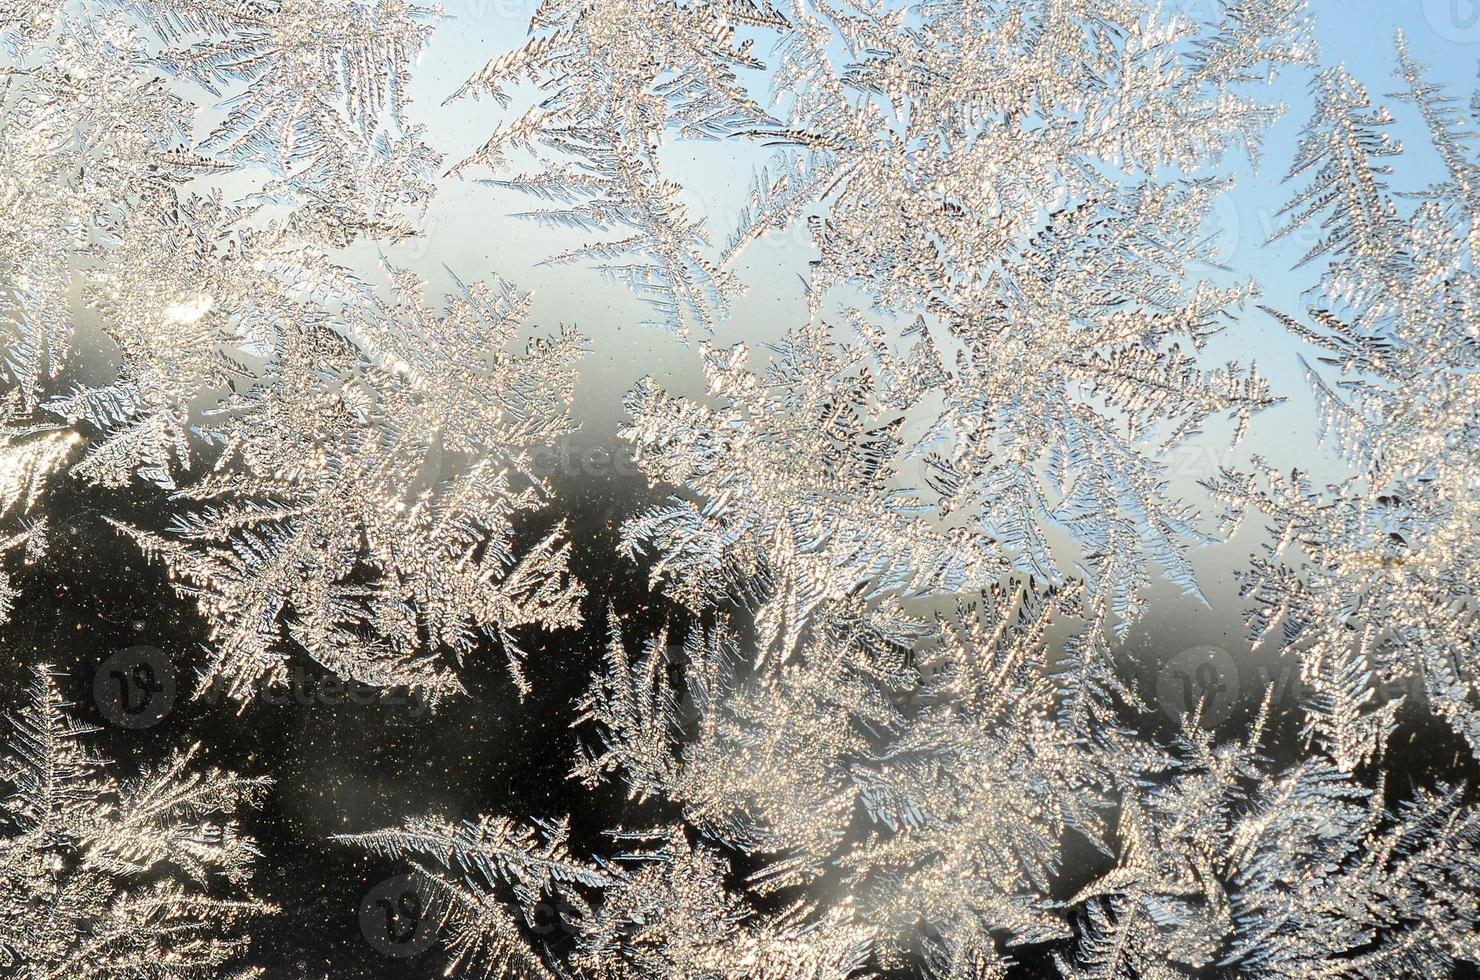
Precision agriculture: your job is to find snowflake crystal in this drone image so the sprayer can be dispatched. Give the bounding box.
[0,668,271,977]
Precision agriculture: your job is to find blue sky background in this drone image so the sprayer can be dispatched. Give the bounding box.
[382,0,1479,439]
[345,0,1480,686]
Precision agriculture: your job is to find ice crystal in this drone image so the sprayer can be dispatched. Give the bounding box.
[577,587,1103,974]
[0,667,271,977]
[0,8,199,405]
[0,391,72,622]
[472,0,1310,623]
[343,817,875,979]
[4,0,1480,977]
[109,0,441,243]
[447,0,785,337]
[1063,712,1480,978]
[620,320,1002,658]
[364,587,1480,978]
[738,0,1304,625]
[341,813,611,979]
[114,266,587,705]
[45,194,305,489]
[4,0,440,479]
[1209,40,1480,767]
[3,0,587,703]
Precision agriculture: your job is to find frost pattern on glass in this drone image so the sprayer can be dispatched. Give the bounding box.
[0,393,72,622]
[114,267,588,706]
[1209,39,1480,768]
[3,0,1480,977]
[0,668,271,977]
[2,0,587,703]
[620,321,1002,658]
[466,0,1311,624]
[356,586,1480,977]
[448,0,785,337]
[1062,712,1480,978]
[1,9,198,407]
[343,815,878,979]
[105,0,441,244]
